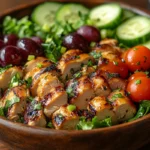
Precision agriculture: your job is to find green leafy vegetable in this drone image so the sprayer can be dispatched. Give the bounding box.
[77,116,112,130]
[128,100,150,122]
[3,16,46,38]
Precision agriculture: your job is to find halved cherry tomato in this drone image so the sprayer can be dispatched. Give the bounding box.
[124,46,150,72]
[128,71,148,82]
[100,59,129,79]
[127,76,150,102]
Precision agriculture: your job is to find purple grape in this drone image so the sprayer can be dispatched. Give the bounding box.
[31,37,43,46]
[0,40,5,49]
[77,25,101,43]
[17,38,43,61]
[62,33,89,53]
[4,34,18,46]
[0,46,22,66]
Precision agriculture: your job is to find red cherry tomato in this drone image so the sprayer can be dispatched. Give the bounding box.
[128,71,148,82]
[100,60,129,79]
[124,46,150,72]
[127,76,150,102]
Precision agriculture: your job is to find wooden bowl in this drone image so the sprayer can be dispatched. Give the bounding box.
[0,1,150,150]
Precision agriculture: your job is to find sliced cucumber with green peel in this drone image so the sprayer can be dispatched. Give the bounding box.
[31,2,62,26]
[122,9,136,21]
[116,16,150,46]
[55,3,89,25]
[142,40,150,49]
[89,3,122,29]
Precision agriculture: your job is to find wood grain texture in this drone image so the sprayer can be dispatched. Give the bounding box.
[0,0,149,150]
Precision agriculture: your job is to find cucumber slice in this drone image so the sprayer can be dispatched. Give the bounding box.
[116,16,150,46]
[89,3,122,29]
[55,3,89,25]
[142,40,150,49]
[122,9,136,22]
[31,2,62,26]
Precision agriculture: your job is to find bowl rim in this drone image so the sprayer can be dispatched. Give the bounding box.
[0,0,150,134]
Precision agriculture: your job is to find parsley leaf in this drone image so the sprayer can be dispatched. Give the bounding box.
[25,77,32,88]
[111,93,124,101]
[9,73,22,88]
[128,100,150,122]
[4,96,20,113]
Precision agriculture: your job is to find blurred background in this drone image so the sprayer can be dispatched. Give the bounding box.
[0,0,148,12]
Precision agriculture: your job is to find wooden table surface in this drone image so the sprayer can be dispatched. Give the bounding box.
[0,0,149,149]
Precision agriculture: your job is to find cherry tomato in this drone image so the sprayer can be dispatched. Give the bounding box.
[128,71,148,82]
[127,76,150,102]
[100,60,129,79]
[124,46,150,72]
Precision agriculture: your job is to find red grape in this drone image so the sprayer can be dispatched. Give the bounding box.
[0,40,5,49]
[4,34,18,46]
[0,46,22,66]
[31,37,43,46]
[77,25,101,43]
[17,38,43,61]
[62,33,89,53]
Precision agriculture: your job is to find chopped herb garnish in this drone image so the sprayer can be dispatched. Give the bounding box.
[0,107,4,116]
[4,96,20,113]
[36,63,43,68]
[111,93,124,101]
[0,64,12,75]
[75,55,80,59]
[67,105,76,112]
[113,61,118,66]
[90,51,102,59]
[47,121,54,128]
[25,77,32,88]
[135,79,141,85]
[9,73,21,88]
[66,87,75,98]
[136,61,140,65]
[34,103,42,110]
[74,72,82,78]
[87,60,93,67]
[27,55,35,61]
[133,47,138,51]
[90,42,96,47]
[27,96,34,102]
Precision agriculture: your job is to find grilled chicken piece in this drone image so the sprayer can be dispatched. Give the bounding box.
[88,96,117,124]
[24,97,46,127]
[24,64,59,80]
[52,105,79,130]
[37,74,63,98]
[108,78,127,90]
[25,64,59,95]
[42,86,67,118]
[1,85,29,121]
[57,49,94,81]
[0,66,23,90]
[107,90,136,122]
[99,39,118,46]
[24,57,52,73]
[80,65,96,76]
[90,74,111,97]
[68,76,95,109]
